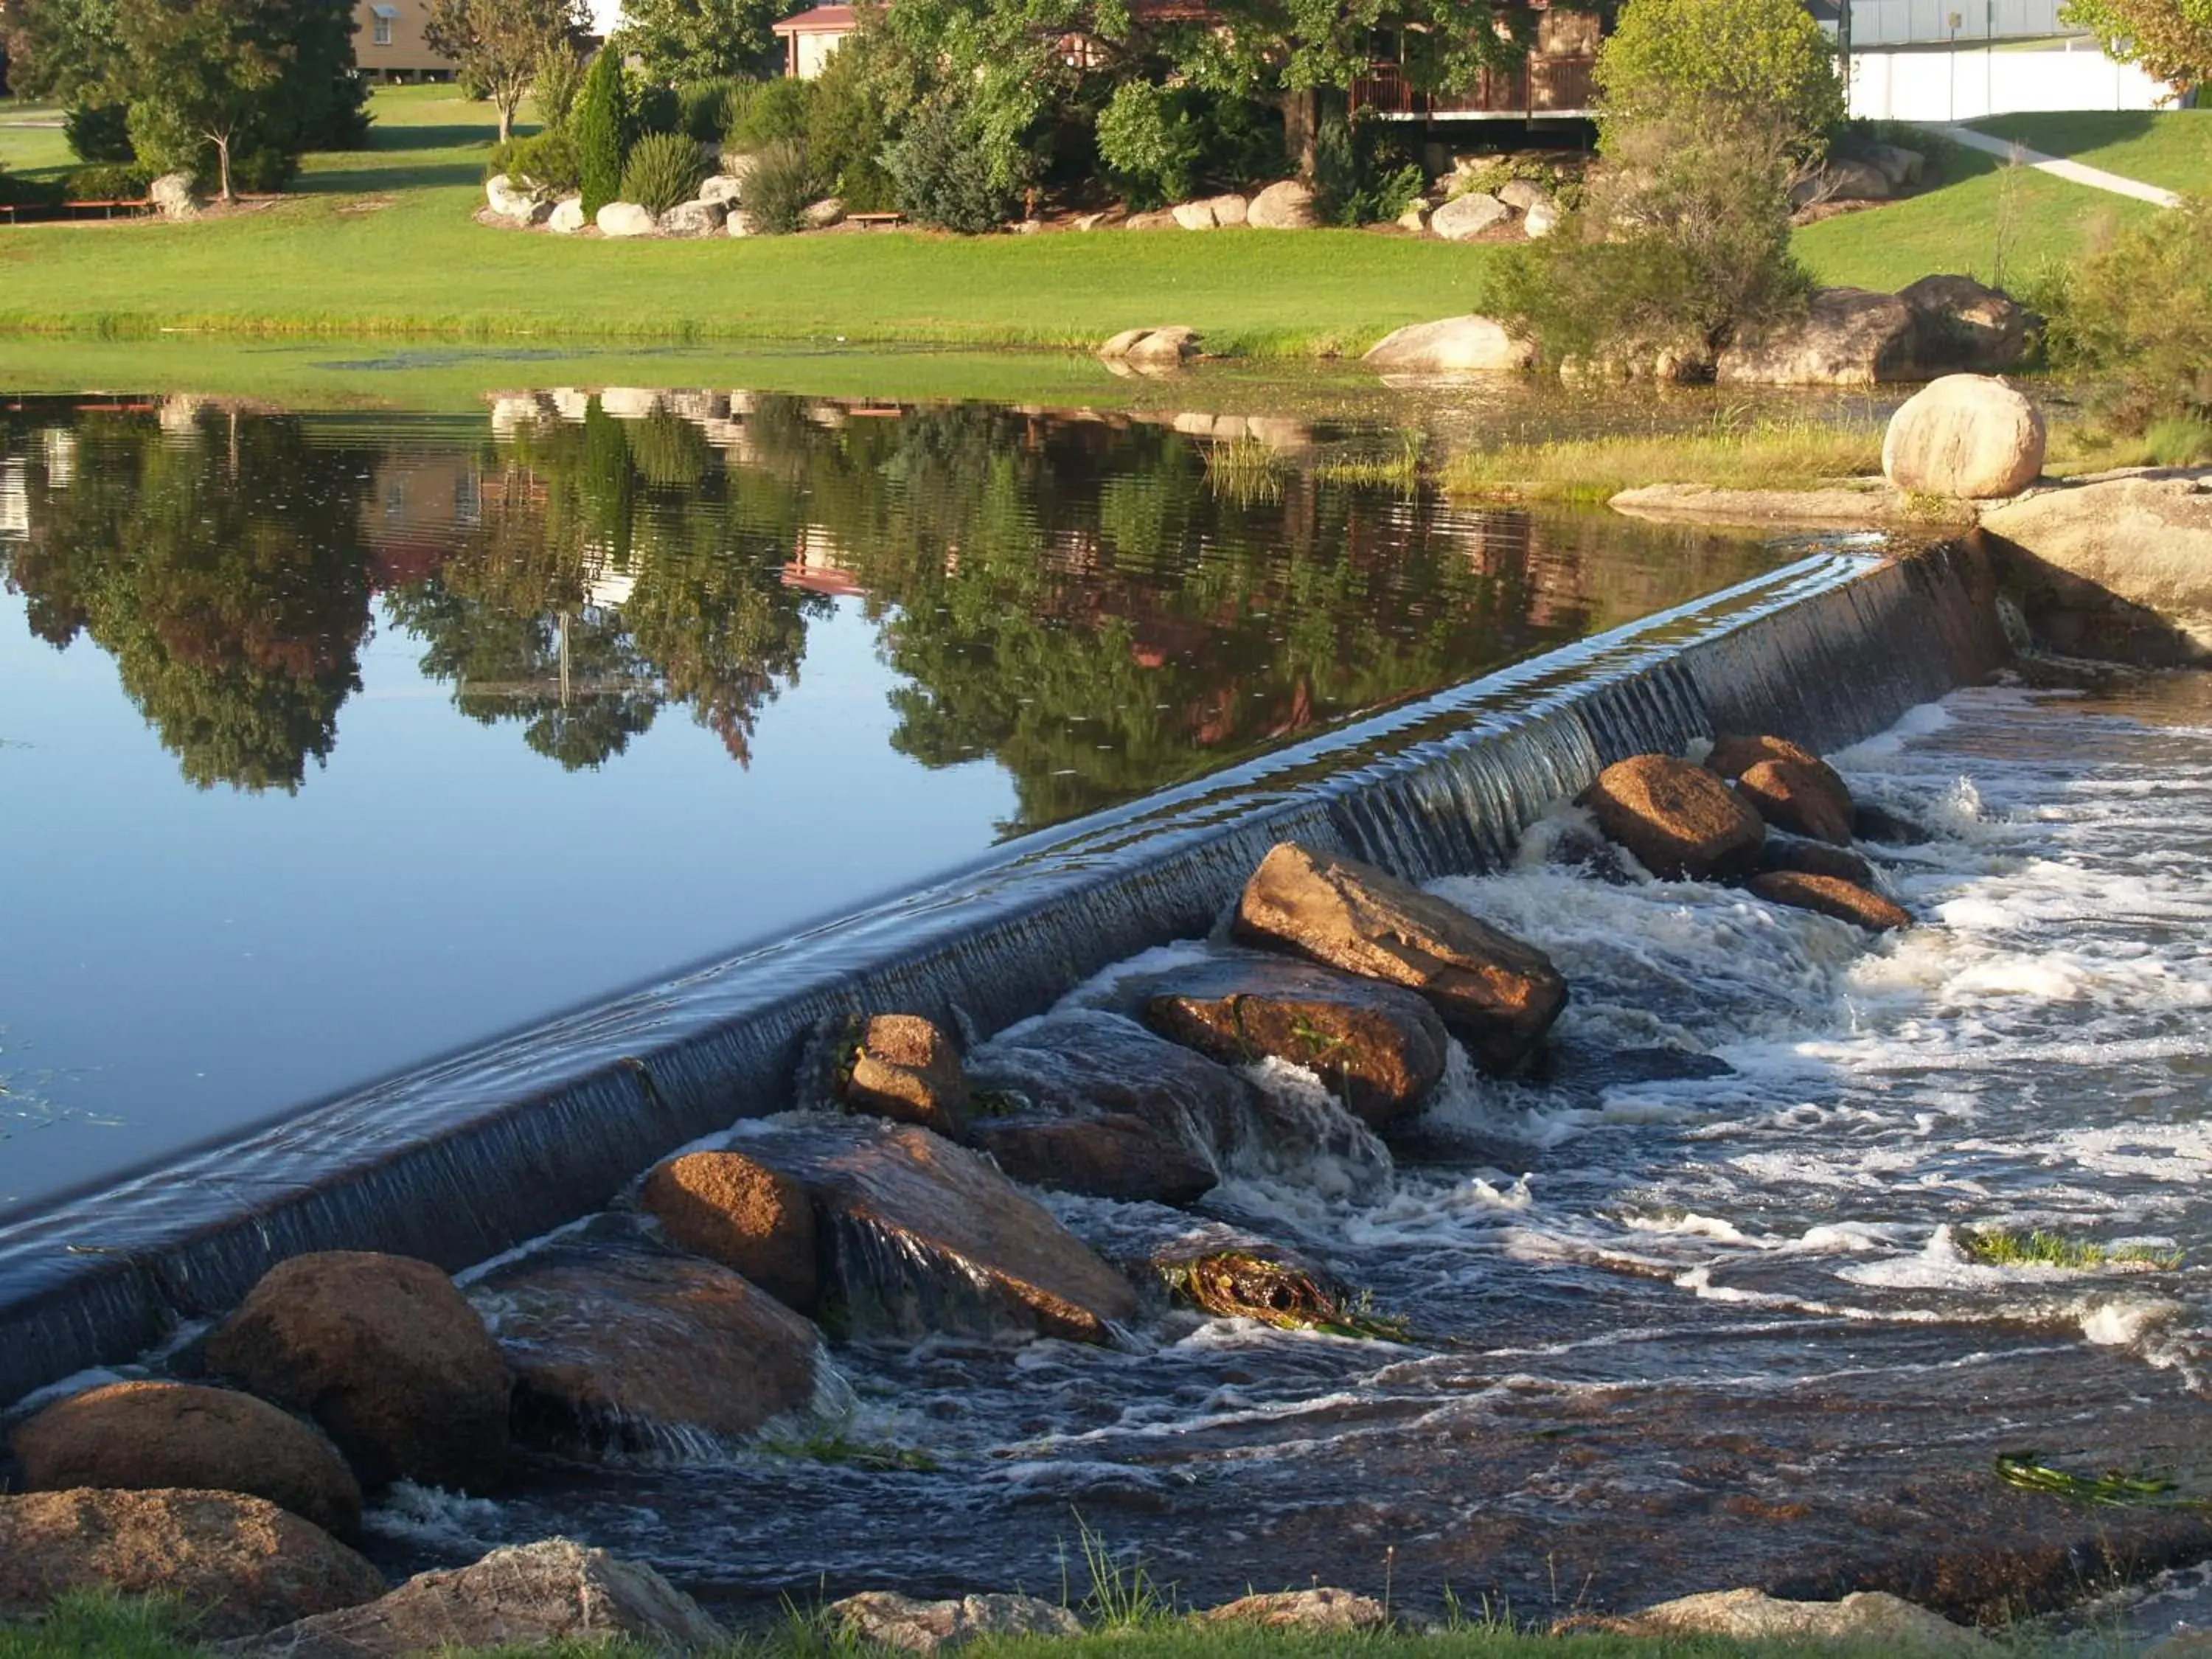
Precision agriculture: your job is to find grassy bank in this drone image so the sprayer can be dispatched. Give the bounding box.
[0,1592,2149,1659]
[4,88,2191,350]
[1965,109,2212,197]
[1439,414,1887,501]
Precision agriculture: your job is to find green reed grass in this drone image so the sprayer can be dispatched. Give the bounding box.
[1958,1227,2183,1273]
[1439,413,1885,503]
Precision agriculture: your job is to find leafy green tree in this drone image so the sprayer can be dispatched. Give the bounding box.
[573,44,630,214]
[1593,0,1844,160]
[615,0,785,80]
[0,0,119,100]
[424,0,585,142]
[2062,0,2210,96]
[532,38,587,131]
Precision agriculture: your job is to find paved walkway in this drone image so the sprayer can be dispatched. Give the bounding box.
[1925,122,2185,209]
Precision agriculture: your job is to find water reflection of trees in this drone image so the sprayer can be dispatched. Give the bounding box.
[0,408,374,792]
[2,393,1775,827]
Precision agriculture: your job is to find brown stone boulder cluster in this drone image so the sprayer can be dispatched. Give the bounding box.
[1579,734,1912,933]
[0,730,1923,1650]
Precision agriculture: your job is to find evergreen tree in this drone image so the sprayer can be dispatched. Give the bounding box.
[573,44,630,214]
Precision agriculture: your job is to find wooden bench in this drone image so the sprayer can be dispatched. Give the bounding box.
[846,211,906,227]
[0,198,153,225]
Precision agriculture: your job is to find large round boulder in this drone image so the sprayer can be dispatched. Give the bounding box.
[10,1381,361,1538]
[204,1252,511,1493]
[1363,316,1534,373]
[640,1150,820,1314]
[841,1013,970,1138]
[1430,191,1509,240]
[594,201,658,238]
[1736,757,1854,845]
[1582,754,1766,880]
[658,199,726,237]
[1717,288,1919,386]
[1247,179,1318,230]
[0,1489,384,1638]
[1882,375,2046,500]
[546,197,586,234]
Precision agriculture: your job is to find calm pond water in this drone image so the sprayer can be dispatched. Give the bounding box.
[0,387,1782,1214]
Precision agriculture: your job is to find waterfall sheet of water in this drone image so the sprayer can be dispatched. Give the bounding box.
[352,672,2212,1634]
[0,542,2005,1414]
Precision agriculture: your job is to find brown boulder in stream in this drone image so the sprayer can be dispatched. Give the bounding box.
[642,1150,820,1314]
[1233,843,1566,1073]
[841,1014,970,1138]
[204,1252,510,1493]
[471,1243,821,1452]
[1704,732,1825,782]
[0,1488,385,1638]
[10,1381,362,1538]
[964,1009,1246,1204]
[1748,871,1913,933]
[1139,954,1448,1130]
[1582,755,1766,880]
[1757,833,1877,888]
[245,1538,728,1658]
[730,1120,1140,1343]
[1737,757,1855,845]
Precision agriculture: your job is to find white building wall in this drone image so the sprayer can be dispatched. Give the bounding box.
[1849,0,2068,46]
[1848,44,2183,119]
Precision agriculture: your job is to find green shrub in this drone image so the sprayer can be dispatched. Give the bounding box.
[533,41,587,133]
[63,102,134,163]
[728,74,812,150]
[1484,119,1810,370]
[1096,80,1200,209]
[888,92,1024,233]
[0,170,63,209]
[619,129,707,213]
[574,46,632,216]
[741,137,815,233]
[2037,201,2212,431]
[1596,0,1845,161]
[1312,108,1425,226]
[486,129,581,192]
[804,49,896,211]
[66,162,153,199]
[678,76,748,142]
[629,76,681,137]
[2144,415,2212,467]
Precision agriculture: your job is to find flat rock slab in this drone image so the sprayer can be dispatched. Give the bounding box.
[728,1120,1140,1343]
[246,1538,726,1657]
[1138,953,1448,1130]
[1607,482,1955,529]
[965,1009,1246,1203]
[1980,472,2212,664]
[10,1380,361,1538]
[827,1590,1079,1653]
[471,1242,820,1452]
[0,1488,384,1639]
[1202,1587,1390,1632]
[1600,1587,1986,1651]
[1234,842,1566,1073]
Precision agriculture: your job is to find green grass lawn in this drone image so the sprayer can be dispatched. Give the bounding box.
[0,99,73,178]
[1966,108,2212,195]
[0,86,2187,349]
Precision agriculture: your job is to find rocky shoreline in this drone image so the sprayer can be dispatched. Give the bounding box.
[11,725,2194,1654]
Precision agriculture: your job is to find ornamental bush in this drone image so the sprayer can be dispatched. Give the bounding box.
[532,41,587,132]
[1595,0,1845,161]
[619,128,706,213]
[2035,200,2212,431]
[887,91,1025,233]
[1095,80,1200,209]
[573,46,630,215]
[727,73,811,150]
[486,128,580,191]
[740,136,814,232]
[63,102,133,162]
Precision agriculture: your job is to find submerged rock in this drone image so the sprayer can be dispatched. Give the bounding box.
[965,1009,1245,1204]
[1138,953,1448,1130]
[1601,1587,1985,1651]
[1748,871,1912,932]
[246,1538,727,1657]
[1202,1587,1390,1632]
[9,1380,361,1538]
[842,1013,971,1138]
[827,1590,1080,1653]
[641,1150,820,1314]
[204,1252,510,1494]
[1581,755,1765,880]
[730,1120,1141,1343]
[472,1242,820,1453]
[1757,832,1876,887]
[0,1488,383,1638]
[1234,842,1567,1073]
[1736,756,1854,845]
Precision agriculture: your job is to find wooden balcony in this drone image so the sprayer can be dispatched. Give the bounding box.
[1349,53,1596,119]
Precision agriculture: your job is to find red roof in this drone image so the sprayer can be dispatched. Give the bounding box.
[773,4,859,34]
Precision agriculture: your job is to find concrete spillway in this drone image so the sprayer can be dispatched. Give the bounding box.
[0,539,2009,1413]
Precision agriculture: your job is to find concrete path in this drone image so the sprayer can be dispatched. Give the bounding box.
[1925,122,2184,209]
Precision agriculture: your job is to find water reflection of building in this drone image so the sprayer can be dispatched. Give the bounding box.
[361,452,483,588]
[782,525,863,598]
[0,460,27,542]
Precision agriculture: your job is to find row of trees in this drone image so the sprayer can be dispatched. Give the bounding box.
[3,0,366,197]
[1,400,1767,818]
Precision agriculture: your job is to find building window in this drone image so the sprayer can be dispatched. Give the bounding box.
[372,5,397,44]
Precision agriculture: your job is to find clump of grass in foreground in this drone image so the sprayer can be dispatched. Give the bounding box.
[1439,414,1885,503]
[1958,1226,2183,1273]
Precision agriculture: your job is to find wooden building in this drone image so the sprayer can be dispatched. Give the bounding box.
[352,0,458,82]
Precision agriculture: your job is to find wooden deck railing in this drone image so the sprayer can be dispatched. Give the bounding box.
[1349,54,1596,117]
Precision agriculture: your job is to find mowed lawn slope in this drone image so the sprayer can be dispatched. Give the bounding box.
[0,87,2198,345]
[0,87,1486,352]
[1966,108,2212,195]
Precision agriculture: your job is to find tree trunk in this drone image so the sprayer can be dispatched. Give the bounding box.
[498,92,515,144]
[213,133,234,202]
[1281,87,1320,182]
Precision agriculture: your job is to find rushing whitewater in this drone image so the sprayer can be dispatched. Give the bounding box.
[358,675,2212,1635]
